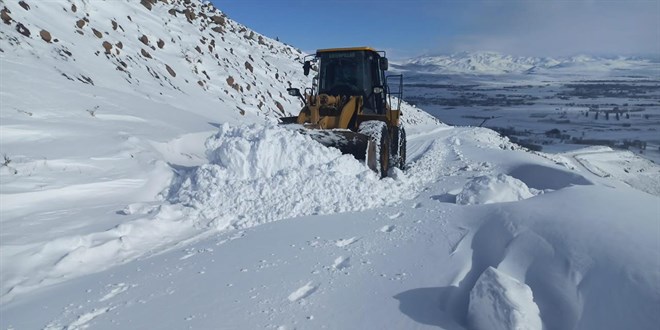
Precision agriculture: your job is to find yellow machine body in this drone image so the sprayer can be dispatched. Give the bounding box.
[281,47,406,177]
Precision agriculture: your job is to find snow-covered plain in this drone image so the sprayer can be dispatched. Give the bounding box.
[1,1,659,329]
[396,52,660,164]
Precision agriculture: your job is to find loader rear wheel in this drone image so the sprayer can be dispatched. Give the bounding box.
[359,121,389,178]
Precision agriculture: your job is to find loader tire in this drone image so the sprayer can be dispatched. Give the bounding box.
[359,121,390,178]
[391,125,406,170]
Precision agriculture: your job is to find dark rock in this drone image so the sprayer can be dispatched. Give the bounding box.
[165,64,176,77]
[210,15,225,26]
[102,41,112,53]
[1,9,12,25]
[39,29,51,42]
[140,0,153,10]
[18,1,30,11]
[16,23,30,37]
[141,48,152,59]
[244,61,253,73]
[184,8,195,22]
[275,101,285,114]
[139,34,148,45]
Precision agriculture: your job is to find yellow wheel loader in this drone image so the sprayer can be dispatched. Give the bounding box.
[280,47,406,178]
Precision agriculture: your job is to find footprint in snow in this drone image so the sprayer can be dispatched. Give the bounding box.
[216,231,245,246]
[335,237,360,247]
[99,283,131,302]
[287,282,319,302]
[179,247,214,260]
[380,225,395,233]
[388,212,402,219]
[332,256,351,270]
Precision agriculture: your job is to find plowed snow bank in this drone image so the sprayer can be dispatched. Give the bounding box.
[172,123,417,230]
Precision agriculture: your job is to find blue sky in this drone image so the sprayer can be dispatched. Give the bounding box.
[210,0,659,59]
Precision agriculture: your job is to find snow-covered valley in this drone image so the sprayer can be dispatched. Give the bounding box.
[1,1,659,329]
[396,52,660,164]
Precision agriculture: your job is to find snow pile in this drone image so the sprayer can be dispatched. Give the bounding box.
[456,174,537,205]
[203,123,346,179]
[171,124,417,230]
[468,267,542,330]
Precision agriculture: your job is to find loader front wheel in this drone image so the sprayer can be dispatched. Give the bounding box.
[391,125,406,170]
[359,121,390,178]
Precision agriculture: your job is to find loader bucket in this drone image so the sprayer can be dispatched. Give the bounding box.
[304,129,370,160]
[281,124,369,160]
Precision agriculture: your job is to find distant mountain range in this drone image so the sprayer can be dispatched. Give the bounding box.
[394,51,658,75]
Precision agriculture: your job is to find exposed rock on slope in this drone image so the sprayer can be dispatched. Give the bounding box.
[0,0,308,120]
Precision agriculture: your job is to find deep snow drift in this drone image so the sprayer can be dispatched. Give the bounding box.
[1,0,659,329]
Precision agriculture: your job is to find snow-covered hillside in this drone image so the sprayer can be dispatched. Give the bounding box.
[0,0,309,122]
[1,1,659,330]
[395,51,658,75]
[0,0,436,306]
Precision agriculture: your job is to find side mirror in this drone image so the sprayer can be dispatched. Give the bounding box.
[303,61,311,76]
[287,88,305,103]
[379,57,389,71]
[287,88,301,97]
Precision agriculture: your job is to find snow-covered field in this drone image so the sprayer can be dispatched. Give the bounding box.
[396,52,660,163]
[1,1,659,329]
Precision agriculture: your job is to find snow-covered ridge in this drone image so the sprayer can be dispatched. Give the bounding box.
[396,51,657,74]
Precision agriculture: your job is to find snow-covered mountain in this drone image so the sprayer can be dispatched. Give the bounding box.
[1,1,659,330]
[396,51,657,74]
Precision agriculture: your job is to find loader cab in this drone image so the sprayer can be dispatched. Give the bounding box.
[313,47,389,114]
